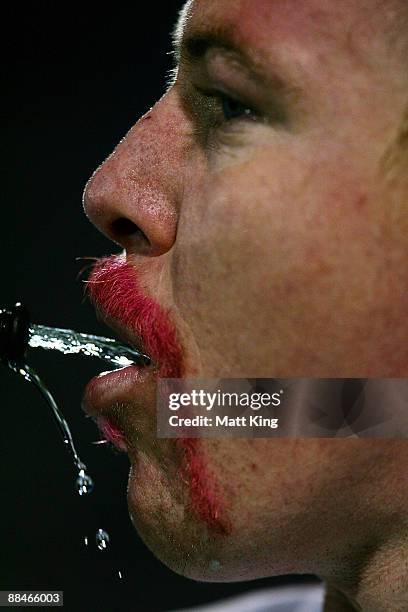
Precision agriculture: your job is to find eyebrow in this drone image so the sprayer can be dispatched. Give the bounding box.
[171,19,304,107]
[172,21,271,77]
[173,23,246,61]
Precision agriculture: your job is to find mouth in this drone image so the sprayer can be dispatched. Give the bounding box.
[81,257,230,535]
[81,254,185,452]
[94,309,151,365]
[82,363,156,452]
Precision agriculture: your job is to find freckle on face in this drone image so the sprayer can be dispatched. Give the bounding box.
[355,194,368,209]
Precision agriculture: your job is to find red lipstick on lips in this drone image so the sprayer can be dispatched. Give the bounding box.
[85,254,230,535]
[87,254,184,378]
[96,415,127,451]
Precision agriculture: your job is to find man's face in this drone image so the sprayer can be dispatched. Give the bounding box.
[83,0,408,582]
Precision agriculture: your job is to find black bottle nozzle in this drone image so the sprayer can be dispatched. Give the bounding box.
[0,302,30,363]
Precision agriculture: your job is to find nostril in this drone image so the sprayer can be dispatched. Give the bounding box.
[111,217,140,236]
[110,217,151,253]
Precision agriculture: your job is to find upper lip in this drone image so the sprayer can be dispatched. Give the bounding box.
[85,254,185,379]
[95,307,151,362]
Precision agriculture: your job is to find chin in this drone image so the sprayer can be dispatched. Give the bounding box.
[126,468,286,583]
[125,452,241,581]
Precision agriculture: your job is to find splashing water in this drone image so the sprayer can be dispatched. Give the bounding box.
[28,323,150,368]
[9,361,89,474]
[76,469,94,496]
[0,308,150,558]
[8,360,109,550]
[96,528,110,551]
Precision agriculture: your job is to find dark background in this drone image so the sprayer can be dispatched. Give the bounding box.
[1,3,317,610]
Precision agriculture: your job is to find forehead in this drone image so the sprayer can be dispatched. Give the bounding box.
[178,0,396,72]
[185,0,350,41]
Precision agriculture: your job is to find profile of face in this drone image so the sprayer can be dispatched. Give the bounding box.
[83,0,408,606]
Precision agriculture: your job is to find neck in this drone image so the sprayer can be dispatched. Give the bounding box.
[322,531,408,611]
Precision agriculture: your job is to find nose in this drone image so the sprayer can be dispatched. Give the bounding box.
[83,92,185,256]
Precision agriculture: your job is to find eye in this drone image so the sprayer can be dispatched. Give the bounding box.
[220,93,257,121]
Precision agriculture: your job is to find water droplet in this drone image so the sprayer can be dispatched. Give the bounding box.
[96,528,110,551]
[76,470,94,496]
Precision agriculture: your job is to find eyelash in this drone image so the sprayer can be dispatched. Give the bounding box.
[218,93,258,122]
[183,84,266,150]
[194,86,259,127]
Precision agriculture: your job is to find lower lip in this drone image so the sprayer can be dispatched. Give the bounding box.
[83,364,231,534]
[82,364,155,448]
[96,415,128,451]
[83,365,148,412]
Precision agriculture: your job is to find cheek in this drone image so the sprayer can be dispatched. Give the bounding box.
[172,151,380,375]
[173,122,408,378]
